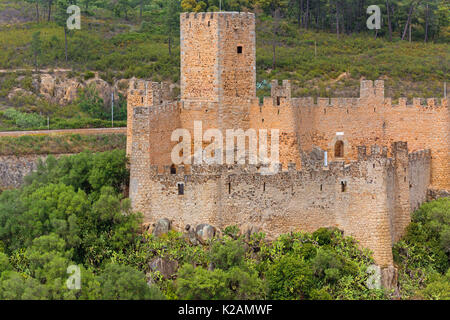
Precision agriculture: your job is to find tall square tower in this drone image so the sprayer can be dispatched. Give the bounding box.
[180,12,256,104]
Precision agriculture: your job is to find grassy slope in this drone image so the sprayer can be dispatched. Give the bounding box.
[0,1,448,100]
[0,133,126,155]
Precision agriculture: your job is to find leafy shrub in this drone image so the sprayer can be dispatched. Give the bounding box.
[266,254,315,299]
[3,108,45,129]
[393,198,450,299]
[98,263,164,300]
[77,85,108,120]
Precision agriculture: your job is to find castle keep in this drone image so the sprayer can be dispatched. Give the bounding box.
[127,12,449,270]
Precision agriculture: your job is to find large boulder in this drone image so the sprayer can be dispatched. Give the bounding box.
[241,224,261,240]
[39,73,56,99]
[114,79,130,97]
[184,224,199,245]
[195,224,216,244]
[381,265,399,291]
[54,78,82,105]
[39,73,83,105]
[149,257,179,279]
[35,72,130,107]
[152,218,171,237]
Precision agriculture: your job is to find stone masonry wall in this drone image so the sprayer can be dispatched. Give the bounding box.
[409,149,431,211]
[290,80,448,191]
[135,143,415,267]
[0,154,72,189]
[127,12,446,271]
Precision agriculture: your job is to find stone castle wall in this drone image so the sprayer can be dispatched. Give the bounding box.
[287,80,449,190]
[131,142,428,267]
[127,12,446,271]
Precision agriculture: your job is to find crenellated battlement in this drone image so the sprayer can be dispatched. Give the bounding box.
[258,79,447,111]
[271,80,291,104]
[357,144,390,160]
[360,79,384,99]
[387,97,448,109]
[147,142,410,181]
[181,11,255,23]
[408,149,431,161]
[147,101,180,114]
[128,80,174,106]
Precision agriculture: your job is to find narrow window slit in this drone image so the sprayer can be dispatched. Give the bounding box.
[178,183,184,195]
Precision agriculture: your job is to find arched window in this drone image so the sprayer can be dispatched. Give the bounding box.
[334,140,344,158]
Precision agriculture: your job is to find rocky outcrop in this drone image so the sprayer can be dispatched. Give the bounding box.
[0,155,58,189]
[30,73,130,106]
[427,188,450,201]
[0,155,43,189]
[195,224,217,244]
[0,154,73,190]
[149,257,179,279]
[7,88,34,101]
[241,223,261,240]
[381,266,399,291]
[39,73,83,105]
[86,77,116,106]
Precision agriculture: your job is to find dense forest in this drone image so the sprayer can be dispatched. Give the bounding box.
[0,151,448,299]
[0,0,448,133]
[0,0,448,134]
[19,0,450,42]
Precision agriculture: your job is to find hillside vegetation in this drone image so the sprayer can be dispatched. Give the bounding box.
[0,0,448,100]
[0,133,126,156]
[0,151,448,300]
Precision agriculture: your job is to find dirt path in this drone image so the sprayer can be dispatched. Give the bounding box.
[0,68,72,73]
[0,127,126,137]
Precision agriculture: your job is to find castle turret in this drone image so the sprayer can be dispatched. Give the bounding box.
[126,80,173,156]
[359,79,384,103]
[180,12,256,105]
[392,141,412,243]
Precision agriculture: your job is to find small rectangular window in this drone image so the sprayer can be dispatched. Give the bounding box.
[237,46,243,54]
[341,181,347,192]
[178,183,184,195]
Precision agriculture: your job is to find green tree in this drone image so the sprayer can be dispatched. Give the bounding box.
[31,31,42,72]
[166,0,181,56]
[98,263,165,299]
[114,0,133,20]
[256,0,288,69]
[54,0,78,62]
[0,271,49,300]
[266,254,315,299]
[0,253,11,274]
[209,238,246,270]
[77,84,107,119]
[25,0,42,22]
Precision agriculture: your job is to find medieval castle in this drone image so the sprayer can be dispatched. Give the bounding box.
[126,12,449,275]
